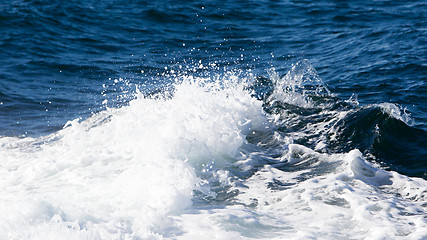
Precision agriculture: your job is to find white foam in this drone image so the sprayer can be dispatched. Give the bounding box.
[175,147,426,239]
[268,59,330,108]
[0,79,271,239]
[0,76,425,239]
[377,102,414,126]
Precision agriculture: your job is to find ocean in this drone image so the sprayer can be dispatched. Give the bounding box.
[0,0,426,239]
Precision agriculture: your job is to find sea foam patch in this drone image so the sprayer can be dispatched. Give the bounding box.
[0,71,425,239]
[0,79,270,239]
[173,147,426,239]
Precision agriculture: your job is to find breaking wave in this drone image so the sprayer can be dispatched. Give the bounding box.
[0,60,425,239]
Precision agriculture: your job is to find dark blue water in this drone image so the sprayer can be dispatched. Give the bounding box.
[1,0,426,178]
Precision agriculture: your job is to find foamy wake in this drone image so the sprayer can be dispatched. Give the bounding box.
[0,69,425,239]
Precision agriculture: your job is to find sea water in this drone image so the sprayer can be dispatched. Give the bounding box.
[0,0,426,239]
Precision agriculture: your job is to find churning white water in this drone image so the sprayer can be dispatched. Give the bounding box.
[0,70,425,239]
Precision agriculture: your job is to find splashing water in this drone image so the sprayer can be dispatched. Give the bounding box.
[0,61,425,239]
